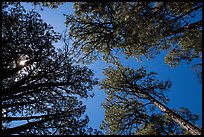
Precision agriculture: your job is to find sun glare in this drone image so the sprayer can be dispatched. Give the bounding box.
[19,60,27,66]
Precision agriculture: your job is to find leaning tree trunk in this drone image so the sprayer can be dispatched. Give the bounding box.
[139,90,202,135]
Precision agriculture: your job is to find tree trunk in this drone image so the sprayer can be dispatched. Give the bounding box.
[139,90,202,135]
[2,111,70,135]
[1,115,54,135]
[2,114,56,121]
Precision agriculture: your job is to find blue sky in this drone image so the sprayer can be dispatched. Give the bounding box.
[21,2,202,131]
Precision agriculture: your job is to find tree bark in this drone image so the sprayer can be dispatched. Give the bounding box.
[2,114,56,121]
[138,89,202,135]
[1,115,54,135]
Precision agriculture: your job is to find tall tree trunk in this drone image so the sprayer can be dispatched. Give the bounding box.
[2,111,71,135]
[138,89,202,135]
[2,114,56,121]
[1,115,54,135]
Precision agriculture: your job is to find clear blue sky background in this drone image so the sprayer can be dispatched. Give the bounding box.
[21,2,202,131]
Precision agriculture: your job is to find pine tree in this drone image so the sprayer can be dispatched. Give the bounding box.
[2,2,101,135]
[100,63,201,135]
[65,2,202,68]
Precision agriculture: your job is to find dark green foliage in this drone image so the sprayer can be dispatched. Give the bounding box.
[100,63,201,135]
[100,63,171,135]
[2,2,201,135]
[2,2,100,135]
[65,2,202,66]
[62,2,202,134]
[137,107,199,135]
[135,124,158,135]
[30,2,65,9]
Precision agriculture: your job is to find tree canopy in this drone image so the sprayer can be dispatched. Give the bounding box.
[2,2,101,135]
[100,63,170,135]
[30,2,65,9]
[136,107,199,135]
[65,2,202,66]
[2,2,202,135]
[100,63,201,135]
